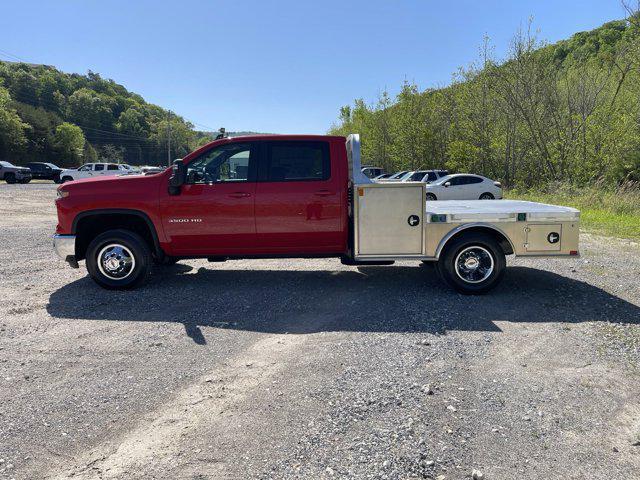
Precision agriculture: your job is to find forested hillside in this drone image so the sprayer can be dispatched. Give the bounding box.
[330,14,640,188]
[0,62,215,167]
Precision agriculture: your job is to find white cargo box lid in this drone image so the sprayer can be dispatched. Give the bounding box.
[426,200,580,222]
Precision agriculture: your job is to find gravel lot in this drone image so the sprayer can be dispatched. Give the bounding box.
[1,183,639,480]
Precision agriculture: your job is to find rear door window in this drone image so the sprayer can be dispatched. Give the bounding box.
[107,164,119,171]
[261,141,330,182]
[94,164,105,171]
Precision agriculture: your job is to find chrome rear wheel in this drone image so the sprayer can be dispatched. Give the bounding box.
[454,246,494,284]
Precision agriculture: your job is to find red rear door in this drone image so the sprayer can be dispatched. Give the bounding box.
[254,140,344,254]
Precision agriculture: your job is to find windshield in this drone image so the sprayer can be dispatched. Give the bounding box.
[0,161,15,168]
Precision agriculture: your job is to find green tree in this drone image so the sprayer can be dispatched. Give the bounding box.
[0,85,28,156]
[53,122,85,166]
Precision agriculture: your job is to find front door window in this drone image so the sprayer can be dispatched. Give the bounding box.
[186,143,253,184]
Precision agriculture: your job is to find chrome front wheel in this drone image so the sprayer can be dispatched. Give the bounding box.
[97,244,136,280]
[86,229,152,290]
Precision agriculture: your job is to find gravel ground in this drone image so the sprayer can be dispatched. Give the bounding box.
[0,183,639,480]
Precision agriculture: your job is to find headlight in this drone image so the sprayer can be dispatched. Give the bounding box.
[56,189,69,199]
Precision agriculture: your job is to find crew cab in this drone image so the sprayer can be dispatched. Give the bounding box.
[59,163,135,183]
[53,134,580,294]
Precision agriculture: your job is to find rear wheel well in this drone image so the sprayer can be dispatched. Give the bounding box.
[439,226,514,257]
[74,213,161,261]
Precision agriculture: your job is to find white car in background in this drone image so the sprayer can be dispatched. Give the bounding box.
[425,174,502,201]
[377,170,409,182]
[401,169,449,183]
[59,163,137,183]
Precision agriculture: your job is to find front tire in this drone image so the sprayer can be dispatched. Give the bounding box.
[479,192,494,200]
[61,176,73,183]
[86,229,152,290]
[5,173,16,184]
[436,233,505,294]
[19,178,31,184]
[426,193,437,201]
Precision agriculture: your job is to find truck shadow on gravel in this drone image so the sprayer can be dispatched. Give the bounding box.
[47,265,640,344]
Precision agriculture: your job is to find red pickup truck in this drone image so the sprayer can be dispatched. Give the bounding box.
[54,134,580,293]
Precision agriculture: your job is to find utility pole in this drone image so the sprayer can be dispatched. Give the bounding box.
[167,110,172,167]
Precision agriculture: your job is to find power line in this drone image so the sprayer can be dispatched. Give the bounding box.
[191,121,218,132]
[8,91,155,142]
[1,49,213,159]
[0,48,27,63]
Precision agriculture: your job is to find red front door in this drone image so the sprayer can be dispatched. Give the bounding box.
[254,140,344,254]
[160,142,257,255]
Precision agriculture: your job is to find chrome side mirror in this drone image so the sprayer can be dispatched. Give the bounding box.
[444,181,451,188]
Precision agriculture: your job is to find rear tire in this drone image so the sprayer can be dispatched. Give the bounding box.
[86,229,152,290]
[479,192,494,200]
[436,232,505,294]
[61,176,73,183]
[5,173,16,184]
[426,193,437,201]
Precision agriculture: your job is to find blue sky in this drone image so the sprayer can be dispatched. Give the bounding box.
[0,0,628,134]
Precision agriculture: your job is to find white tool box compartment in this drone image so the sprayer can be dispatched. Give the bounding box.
[354,183,425,257]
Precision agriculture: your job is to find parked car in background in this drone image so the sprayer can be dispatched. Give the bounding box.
[27,162,63,183]
[120,164,141,174]
[139,165,165,175]
[377,170,409,182]
[401,169,449,183]
[373,173,393,180]
[59,163,136,183]
[425,174,502,201]
[361,166,384,178]
[0,161,32,184]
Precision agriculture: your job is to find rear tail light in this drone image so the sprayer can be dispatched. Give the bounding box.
[570,250,579,256]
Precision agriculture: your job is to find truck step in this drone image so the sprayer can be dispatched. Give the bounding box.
[340,257,394,266]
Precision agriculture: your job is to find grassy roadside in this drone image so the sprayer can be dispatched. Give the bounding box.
[506,183,640,241]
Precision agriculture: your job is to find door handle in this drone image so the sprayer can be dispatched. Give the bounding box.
[228,192,251,198]
[314,190,334,197]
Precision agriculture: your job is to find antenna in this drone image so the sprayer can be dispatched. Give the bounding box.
[166,110,172,167]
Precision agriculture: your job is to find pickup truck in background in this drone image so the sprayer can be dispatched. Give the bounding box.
[1,161,32,184]
[27,162,63,183]
[59,163,137,183]
[53,134,580,294]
